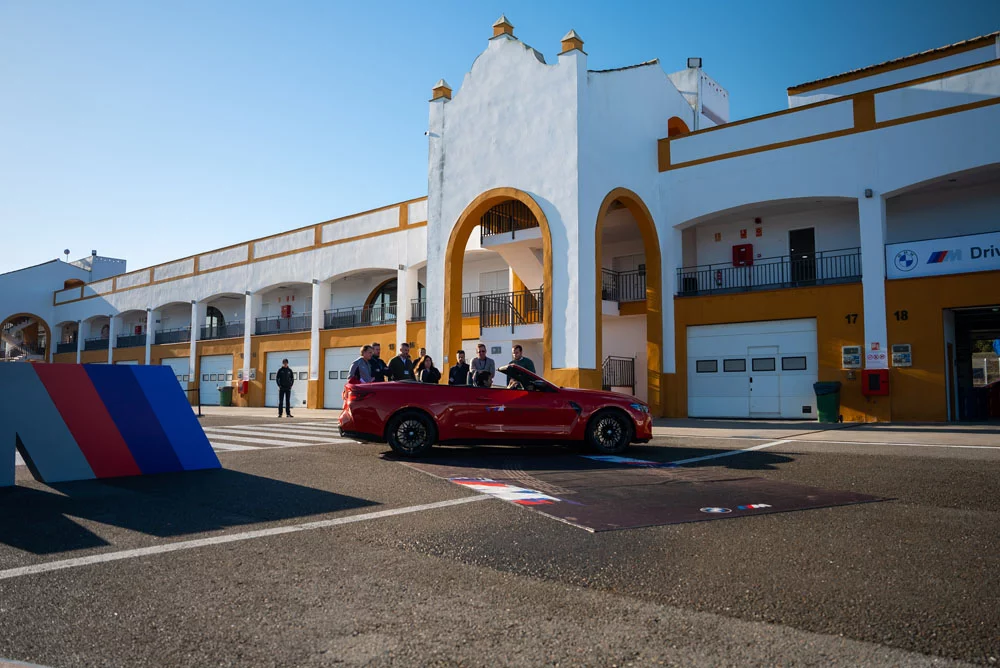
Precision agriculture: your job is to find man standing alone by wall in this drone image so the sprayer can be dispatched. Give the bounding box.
[276,359,295,418]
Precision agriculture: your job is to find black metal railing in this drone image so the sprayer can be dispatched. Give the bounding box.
[479,289,543,332]
[84,336,110,351]
[56,341,77,355]
[677,247,862,296]
[323,304,395,330]
[255,313,312,335]
[602,356,636,394]
[154,327,191,345]
[0,342,45,360]
[602,268,647,303]
[480,200,540,242]
[409,291,506,322]
[201,322,245,340]
[116,334,146,349]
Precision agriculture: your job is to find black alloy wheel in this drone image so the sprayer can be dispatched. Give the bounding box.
[586,410,633,454]
[386,410,436,457]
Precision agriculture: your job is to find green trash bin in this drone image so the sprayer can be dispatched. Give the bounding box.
[219,385,234,407]
[813,381,842,423]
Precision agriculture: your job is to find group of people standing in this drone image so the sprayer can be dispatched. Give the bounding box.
[348,341,536,388]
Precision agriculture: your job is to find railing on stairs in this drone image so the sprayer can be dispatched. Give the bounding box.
[602,356,635,395]
[479,289,543,333]
[479,200,540,243]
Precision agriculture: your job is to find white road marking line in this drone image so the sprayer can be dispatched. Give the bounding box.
[237,427,346,438]
[0,496,489,581]
[209,443,260,451]
[656,433,1000,450]
[204,435,318,447]
[211,439,357,452]
[203,428,335,442]
[275,422,341,429]
[666,439,792,466]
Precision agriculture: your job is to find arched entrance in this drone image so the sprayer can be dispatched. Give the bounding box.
[0,313,52,362]
[594,188,664,415]
[444,187,553,375]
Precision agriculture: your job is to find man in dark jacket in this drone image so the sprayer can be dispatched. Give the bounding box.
[275,359,295,418]
[369,342,390,382]
[448,350,470,386]
[387,342,415,381]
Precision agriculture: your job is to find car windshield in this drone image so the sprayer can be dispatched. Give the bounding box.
[499,363,556,391]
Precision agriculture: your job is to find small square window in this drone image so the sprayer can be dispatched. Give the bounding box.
[298,372,308,380]
[782,356,807,371]
[696,360,718,373]
[202,374,209,381]
[269,372,277,380]
[340,370,349,379]
[752,358,776,372]
[226,372,233,381]
[209,374,218,381]
[328,371,336,380]
[723,359,746,373]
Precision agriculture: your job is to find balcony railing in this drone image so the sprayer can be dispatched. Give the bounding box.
[255,313,312,335]
[154,327,190,345]
[602,268,647,303]
[56,342,77,355]
[409,291,505,322]
[324,304,396,330]
[116,334,147,349]
[480,200,540,242]
[84,336,109,351]
[480,289,543,332]
[677,247,862,296]
[602,356,636,394]
[201,322,245,340]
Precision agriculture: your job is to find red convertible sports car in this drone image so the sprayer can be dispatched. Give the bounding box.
[338,364,652,456]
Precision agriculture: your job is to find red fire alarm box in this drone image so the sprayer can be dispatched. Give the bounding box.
[280,305,292,318]
[239,380,249,395]
[861,369,889,396]
[732,244,753,267]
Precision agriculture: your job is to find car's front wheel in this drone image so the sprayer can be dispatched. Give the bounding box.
[386,410,437,457]
[585,410,633,454]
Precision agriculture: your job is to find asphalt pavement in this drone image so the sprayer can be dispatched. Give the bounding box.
[0,414,997,666]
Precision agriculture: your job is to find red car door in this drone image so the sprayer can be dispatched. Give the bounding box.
[503,389,580,437]
[439,386,508,439]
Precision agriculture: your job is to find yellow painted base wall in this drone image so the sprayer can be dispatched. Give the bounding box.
[669,283,883,421]
[886,270,1000,422]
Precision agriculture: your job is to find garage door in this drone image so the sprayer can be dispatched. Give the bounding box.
[265,350,309,409]
[200,354,234,406]
[161,357,190,385]
[324,347,359,409]
[687,319,818,419]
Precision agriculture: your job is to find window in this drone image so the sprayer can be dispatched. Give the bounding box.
[696,360,718,373]
[723,359,746,373]
[479,270,508,294]
[328,371,337,380]
[205,306,225,331]
[782,356,807,371]
[752,358,776,372]
[612,254,646,273]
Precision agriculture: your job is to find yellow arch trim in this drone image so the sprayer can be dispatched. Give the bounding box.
[0,312,53,358]
[594,188,664,416]
[444,188,553,377]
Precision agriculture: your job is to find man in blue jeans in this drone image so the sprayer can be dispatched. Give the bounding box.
[276,358,295,418]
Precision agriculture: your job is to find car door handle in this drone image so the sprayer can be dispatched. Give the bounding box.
[476,396,492,400]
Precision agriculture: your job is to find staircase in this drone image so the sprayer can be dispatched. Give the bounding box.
[1,316,46,362]
[490,242,544,290]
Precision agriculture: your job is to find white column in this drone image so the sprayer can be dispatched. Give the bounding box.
[189,301,199,385]
[75,320,83,363]
[859,194,889,369]
[242,291,260,381]
[662,226,683,374]
[397,265,419,349]
[310,279,331,382]
[107,314,116,364]
[144,308,154,365]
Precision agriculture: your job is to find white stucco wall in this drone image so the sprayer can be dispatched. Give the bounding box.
[0,260,90,334]
[200,245,249,271]
[886,180,1000,244]
[153,258,196,282]
[875,62,1000,123]
[601,314,648,402]
[322,207,398,244]
[788,44,997,107]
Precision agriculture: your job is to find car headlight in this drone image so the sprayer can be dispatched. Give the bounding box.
[629,403,649,413]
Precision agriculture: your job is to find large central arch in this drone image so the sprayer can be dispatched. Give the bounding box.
[444,187,553,375]
[0,312,52,361]
[594,188,664,415]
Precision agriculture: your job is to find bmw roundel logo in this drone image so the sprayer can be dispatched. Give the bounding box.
[700,507,732,514]
[894,250,918,272]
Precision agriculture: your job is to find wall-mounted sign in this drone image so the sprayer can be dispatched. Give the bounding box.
[866,342,888,369]
[842,345,862,369]
[249,368,257,381]
[237,369,243,380]
[891,344,912,367]
[886,231,1000,279]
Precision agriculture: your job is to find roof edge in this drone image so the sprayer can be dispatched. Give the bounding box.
[788,31,999,95]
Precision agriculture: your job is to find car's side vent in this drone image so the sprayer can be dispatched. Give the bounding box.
[568,401,583,415]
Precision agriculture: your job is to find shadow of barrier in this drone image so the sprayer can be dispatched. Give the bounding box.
[0,364,220,488]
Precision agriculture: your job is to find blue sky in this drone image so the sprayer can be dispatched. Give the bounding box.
[2,0,998,275]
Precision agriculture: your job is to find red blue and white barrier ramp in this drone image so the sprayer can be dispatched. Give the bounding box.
[0,364,220,487]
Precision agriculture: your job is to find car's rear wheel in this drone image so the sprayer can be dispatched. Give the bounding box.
[386,410,436,457]
[586,409,633,454]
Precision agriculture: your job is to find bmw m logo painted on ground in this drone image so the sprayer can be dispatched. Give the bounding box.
[894,250,918,272]
[582,455,666,468]
[450,477,559,505]
[700,507,732,514]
